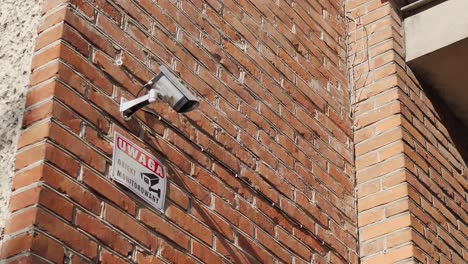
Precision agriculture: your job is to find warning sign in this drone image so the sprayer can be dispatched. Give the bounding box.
[112,132,167,211]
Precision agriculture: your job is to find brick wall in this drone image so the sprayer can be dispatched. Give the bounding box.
[347,0,467,263]
[0,0,359,263]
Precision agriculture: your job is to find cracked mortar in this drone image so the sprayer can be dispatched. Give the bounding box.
[0,0,43,235]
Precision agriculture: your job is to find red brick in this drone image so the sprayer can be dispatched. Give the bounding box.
[277,135,313,170]
[168,167,211,206]
[104,204,159,251]
[237,234,275,264]
[17,121,51,149]
[4,254,50,264]
[29,60,60,87]
[215,129,255,169]
[165,182,190,210]
[143,132,193,174]
[69,0,95,18]
[159,2,199,40]
[75,210,132,255]
[135,251,164,264]
[65,8,119,57]
[25,81,54,108]
[92,0,122,25]
[180,33,217,74]
[95,13,145,60]
[160,242,197,264]
[295,192,328,227]
[259,102,295,139]
[35,208,98,259]
[238,130,277,169]
[239,167,279,205]
[41,0,68,15]
[59,43,113,94]
[10,1,468,264]
[166,130,211,169]
[0,233,34,259]
[137,0,176,34]
[88,89,142,134]
[139,208,190,250]
[295,107,329,142]
[70,254,91,264]
[38,6,67,33]
[31,233,65,263]
[191,241,224,263]
[42,164,100,214]
[12,164,43,190]
[48,122,106,173]
[183,109,216,136]
[213,196,254,237]
[31,42,62,70]
[361,213,412,241]
[133,110,166,136]
[113,0,151,30]
[196,133,239,172]
[53,82,110,132]
[100,249,128,264]
[93,50,141,96]
[9,186,73,221]
[166,204,213,246]
[256,162,293,199]
[280,198,317,232]
[221,72,255,106]
[212,163,254,202]
[215,236,257,263]
[4,207,38,235]
[238,199,274,235]
[82,167,136,215]
[50,101,83,134]
[83,126,112,156]
[191,166,234,203]
[257,130,294,167]
[56,62,88,95]
[277,228,312,261]
[256,198,293,232]
[256,228,291,263]
[15,144,79,178]
[191,202,234,241]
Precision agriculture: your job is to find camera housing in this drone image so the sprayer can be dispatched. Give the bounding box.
[120,66,199,119]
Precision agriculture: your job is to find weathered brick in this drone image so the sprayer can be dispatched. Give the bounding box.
[100,249,128,264]
[160,241,197,264]
[76,210,133,256]
[104,204,159,251]
[6,1,466,264]
[165,204,213,246]
[82,167,136,215]
[139,208,190,250]
[35,208,98,259]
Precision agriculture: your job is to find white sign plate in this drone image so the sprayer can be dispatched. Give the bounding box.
[112,132,167,211]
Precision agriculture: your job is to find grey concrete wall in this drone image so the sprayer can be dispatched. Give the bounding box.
[0,0,43,234]
[404,0,468,61]
[404,0,468,125]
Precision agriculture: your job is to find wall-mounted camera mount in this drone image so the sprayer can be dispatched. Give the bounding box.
[120,66,199,119]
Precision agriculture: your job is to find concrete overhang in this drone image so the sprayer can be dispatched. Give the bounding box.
[404,0,468,125]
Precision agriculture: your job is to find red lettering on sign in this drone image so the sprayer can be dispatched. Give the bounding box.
[117,136,165,178]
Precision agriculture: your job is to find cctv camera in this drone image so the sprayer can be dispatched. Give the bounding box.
[120,66,199,119]
[153,66,199,113]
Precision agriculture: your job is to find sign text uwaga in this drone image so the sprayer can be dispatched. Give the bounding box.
[112,133,167,211]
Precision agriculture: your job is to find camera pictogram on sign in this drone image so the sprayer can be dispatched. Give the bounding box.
[141,173,161,198]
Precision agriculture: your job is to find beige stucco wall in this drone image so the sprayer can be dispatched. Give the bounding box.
[0,0,43,234]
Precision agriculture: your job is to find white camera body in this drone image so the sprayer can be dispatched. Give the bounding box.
[120,66,199,119]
